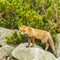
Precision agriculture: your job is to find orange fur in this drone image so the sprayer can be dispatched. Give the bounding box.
[19,25,55,52]
[57,28,60,32]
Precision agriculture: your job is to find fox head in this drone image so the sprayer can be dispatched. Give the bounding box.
[19,25,28,35]
[19,25,33,37]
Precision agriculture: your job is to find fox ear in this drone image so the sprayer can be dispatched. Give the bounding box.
[19,25,26,29]
[22,25,26,27]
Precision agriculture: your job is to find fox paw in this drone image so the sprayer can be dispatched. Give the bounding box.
[26,45,29,47]
[31,45,34,47]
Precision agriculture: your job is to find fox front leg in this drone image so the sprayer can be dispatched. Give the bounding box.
[26,37,31,47]
[31,37,35,47]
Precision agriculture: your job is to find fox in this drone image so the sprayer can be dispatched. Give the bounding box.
[19,25,55,52]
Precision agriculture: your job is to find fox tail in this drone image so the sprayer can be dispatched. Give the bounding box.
[48,35,55,52]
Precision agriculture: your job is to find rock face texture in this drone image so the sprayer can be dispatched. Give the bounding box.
[0,45,14,60]
[0,27,18,46]
[0,27,13,46]
[12,43,56,60]
[55,33,60,57]
[56,57,60,60]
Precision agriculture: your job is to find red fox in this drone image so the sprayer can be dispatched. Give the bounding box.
[19,25,55,52]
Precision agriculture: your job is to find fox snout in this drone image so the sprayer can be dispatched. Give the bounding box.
[19,30,23,34]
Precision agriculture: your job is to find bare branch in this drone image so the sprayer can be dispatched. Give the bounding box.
[0,16,8,23]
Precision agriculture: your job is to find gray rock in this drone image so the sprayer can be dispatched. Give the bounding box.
[56,57,60,60]
[12,43,56,60]
[0,45,14,60]
[0,27,18,46]
[55,33,60,57]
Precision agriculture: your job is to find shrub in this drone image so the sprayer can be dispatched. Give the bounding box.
[5,30,24,46]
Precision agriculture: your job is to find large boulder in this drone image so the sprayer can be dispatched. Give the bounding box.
[0,27,17,46]
[0,45,14,60]
[55,33,60,57]
[56,57,60,60]
[12,43,56,60]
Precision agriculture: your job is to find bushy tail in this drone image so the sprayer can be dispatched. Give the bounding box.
[48,35,55,52]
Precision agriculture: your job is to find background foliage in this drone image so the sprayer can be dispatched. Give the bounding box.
[5,31,25,46]
[0,0,60,45]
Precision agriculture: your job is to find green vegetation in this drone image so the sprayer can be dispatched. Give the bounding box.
[5,31,24,45]
[0,0,60,45]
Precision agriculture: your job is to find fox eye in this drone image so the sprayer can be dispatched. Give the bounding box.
[20,30,22,31]
[20,30,25,32]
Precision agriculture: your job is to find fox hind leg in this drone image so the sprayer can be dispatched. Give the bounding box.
[45,42,49,51]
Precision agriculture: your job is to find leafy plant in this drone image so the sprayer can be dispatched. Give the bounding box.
[5,30,24,46]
